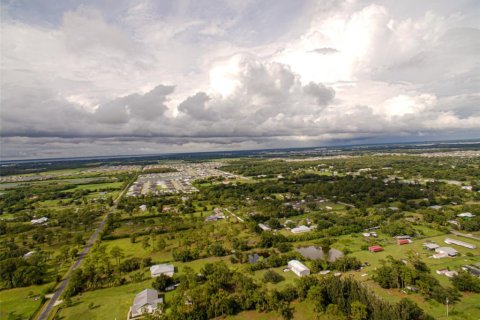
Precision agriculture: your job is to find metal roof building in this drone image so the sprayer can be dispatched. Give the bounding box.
[288,260,310,277]
[130,289,163,318]
[150,264,175,278]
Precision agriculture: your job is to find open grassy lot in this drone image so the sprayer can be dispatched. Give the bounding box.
[54,279,166,320]
[0,282,54,319]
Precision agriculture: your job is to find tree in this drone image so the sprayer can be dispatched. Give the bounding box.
[70,248,78,260]
[110,246,124,266]
[142,237,151,250]
[152,274,174,291]
[156,238,167,251]
[262,270,285,284]
[209,243,226,256]
[350,301,367,320]
[451,271,480,292]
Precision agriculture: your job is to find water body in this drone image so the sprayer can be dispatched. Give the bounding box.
[296,246,344,261]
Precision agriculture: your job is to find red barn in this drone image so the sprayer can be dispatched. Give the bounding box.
[397,239,411,245]
[368,245,384,252]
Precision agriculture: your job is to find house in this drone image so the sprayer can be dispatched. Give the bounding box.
[362,232,372,237]
[461,186,473,191]
[462,265,480,277]
[395,235,411,240]
[288,260,310,277]
[130,289,163,318]
[368,246,384,253]
[397,239,412,245]
[31,217,48,225]
[433,247,458,258]
[423,243,440,250]
[150,264,175,278]
[429,205,443,210]
[457,212,475,219]
[258,223,271,231]
[436,269,458,278]
[139,204,147,211]
[291,225,311,234]
[444,238,476,249]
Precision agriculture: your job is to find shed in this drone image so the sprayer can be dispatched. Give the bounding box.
[423,243,439,250]
[288,260,310,277]
[291,226,311,234]
[150,264,175,278]
[368,246,384,252]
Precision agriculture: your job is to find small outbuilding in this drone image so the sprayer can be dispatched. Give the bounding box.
[423,243,440,250]
[258,223,271,231]
[457,212,475,218]
[291,225,311,234]
[368,245,384,253]
[31,217,48,225]
[150,264,175,278]
[288,260,310,277]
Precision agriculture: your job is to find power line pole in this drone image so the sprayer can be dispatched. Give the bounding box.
[446,297,449,318]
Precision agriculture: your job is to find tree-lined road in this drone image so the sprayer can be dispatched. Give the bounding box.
[36,179,134,320]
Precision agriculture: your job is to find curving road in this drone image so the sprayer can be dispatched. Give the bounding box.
[36,178,134,320]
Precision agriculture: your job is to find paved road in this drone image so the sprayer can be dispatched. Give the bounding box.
[36,179,134,320]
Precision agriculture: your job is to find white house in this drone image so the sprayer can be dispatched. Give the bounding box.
[457,212,475,218]
[139,204,147,211]
[130,289,163,318]
[288,260,310,277]
[444,238,477,249]
[31,217,48,225]
[291,225,311,234]
[150,264,175,277]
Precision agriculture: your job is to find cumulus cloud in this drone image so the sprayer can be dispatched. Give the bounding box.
[309,48,339,55]
[1,0,479,159]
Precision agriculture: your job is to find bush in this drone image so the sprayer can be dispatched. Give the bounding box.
[152,274,175,291]
[263,270,285,284]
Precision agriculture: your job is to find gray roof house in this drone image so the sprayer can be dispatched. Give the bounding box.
[130,289,163,318]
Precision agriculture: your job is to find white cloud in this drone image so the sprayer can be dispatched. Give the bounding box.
[1,0,479,159]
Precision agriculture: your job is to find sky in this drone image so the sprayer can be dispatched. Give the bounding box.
[1,0,479,160]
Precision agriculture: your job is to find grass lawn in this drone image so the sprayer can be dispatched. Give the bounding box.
[54,279,156,320]
[103,237,174,262]
[67,182,124,192]
[0,282,54,319]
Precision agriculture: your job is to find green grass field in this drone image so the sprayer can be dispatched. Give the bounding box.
[54,279,161,320]
[0,283,54,319]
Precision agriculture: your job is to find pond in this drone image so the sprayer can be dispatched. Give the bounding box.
[296,246,344,261]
